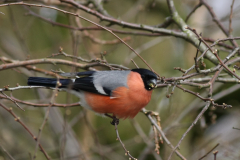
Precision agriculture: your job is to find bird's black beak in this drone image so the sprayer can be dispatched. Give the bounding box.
[148,79,157,88]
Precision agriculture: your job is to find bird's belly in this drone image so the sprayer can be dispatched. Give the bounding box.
[84,86,152,119]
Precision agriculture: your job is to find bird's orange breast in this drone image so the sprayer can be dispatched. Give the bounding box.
[84,72,153,119]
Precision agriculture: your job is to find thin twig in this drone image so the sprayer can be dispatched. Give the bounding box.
[0,102,51,159]
[233,127,240,130]
[131,59,139,68]
[0,142,15,160]
[1,91,24,111]
[198,143,219,160]
[194,37,202,73]
[0,85,46,92]
[200,0,238,47]
[32,78,61,159]
[229,0,235,36]
[167,102,211,160]
[185,2,202,22]
[142,108,186,160]
[114,123,136,160]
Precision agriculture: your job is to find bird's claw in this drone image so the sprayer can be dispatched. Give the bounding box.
[110,117,119,125]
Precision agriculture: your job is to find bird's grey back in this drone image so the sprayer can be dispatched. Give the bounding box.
[93,70,131,95]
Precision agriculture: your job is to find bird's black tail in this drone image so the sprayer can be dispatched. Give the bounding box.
[28,77,72,88]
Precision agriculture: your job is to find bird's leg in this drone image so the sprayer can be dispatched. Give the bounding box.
[104,114,119,125]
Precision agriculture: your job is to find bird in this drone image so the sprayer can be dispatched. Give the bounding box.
[28,68,158,124]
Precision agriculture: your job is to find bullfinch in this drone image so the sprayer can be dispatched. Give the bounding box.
[28,68,157,123]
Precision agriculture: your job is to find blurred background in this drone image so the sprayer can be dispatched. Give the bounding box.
[0,0,240,160]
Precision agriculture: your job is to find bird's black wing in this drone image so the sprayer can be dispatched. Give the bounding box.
[72,70,113,96]
[73,76,110,96]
